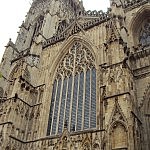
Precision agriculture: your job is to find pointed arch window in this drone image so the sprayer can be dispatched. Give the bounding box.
[139,18,150,46]
[47,42,97,136]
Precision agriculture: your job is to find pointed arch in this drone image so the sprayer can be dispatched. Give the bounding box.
[129,5,150,46]
[109,121,128,150]
[50,35,98,81]
[107,100,128,150]
[8,64,22,81]
[47,36,98,135]
[81,134,91,150]
[8,59,27,81]
[108,99,127,127]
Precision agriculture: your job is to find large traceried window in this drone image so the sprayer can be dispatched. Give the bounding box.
[47,42,97,136]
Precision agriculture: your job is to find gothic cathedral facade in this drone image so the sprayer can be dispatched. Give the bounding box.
[0,0,149,149]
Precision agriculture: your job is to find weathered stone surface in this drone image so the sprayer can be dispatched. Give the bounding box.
[0,0,149,149]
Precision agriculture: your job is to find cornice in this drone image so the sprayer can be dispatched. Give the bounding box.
[42,11,111,48]
[124,0,149,12]
[130,46,150,60]
[9,128,105,144]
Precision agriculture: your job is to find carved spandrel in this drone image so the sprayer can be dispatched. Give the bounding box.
[104,64,128,95]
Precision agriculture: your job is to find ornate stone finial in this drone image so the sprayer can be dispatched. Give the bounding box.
[5,38,13,48]
[110,0,122,7]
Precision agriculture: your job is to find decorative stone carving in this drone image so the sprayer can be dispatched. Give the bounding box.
[83,142,90,150]
[0,0,149,149]
[56,41,95,78]
[110,0,122,7]
[42,10,110,48]
[124,0,149,11]
[62,136,68,149]
[109,98,126,124]
[106,19,121,44]
[92,143,100,150]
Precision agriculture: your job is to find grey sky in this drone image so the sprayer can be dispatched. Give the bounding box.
[0,0,110,61]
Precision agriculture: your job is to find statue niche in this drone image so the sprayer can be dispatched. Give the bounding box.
[110,122,128,150]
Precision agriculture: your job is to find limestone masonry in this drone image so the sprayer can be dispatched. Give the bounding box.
[0,0,149,149]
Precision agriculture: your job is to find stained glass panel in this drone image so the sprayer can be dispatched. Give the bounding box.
[47,42,97,136]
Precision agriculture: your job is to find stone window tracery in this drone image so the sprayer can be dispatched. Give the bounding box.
[139,18,150,46]
[47,41,97,136]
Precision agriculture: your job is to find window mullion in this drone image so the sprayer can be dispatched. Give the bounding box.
[77,71,84,131]
[69,80,74,132]
[56,76,64,134]
[47,81,57,136]
[62,77,69,130]
[89,69,92,128]
[51,79,62,135]
[91,68,96,128]
[47,42,97,135]
[64,76,72,131]
[50,80,58,135]
[69,56,75,132]
[75,73,80,131]
[82,68,86,130]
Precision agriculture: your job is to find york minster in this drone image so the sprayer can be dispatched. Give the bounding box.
[0,0,149,149]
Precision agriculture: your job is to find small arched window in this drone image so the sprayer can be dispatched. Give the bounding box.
[139,18,150,46]
[47,41,97,136]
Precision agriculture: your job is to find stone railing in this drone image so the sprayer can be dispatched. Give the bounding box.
[124,0,149,12]
[131,45,150,59]
[8,129,105,150]
[129,45,150,79]
[42,10,110,48]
